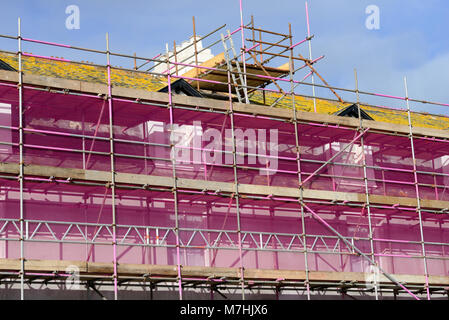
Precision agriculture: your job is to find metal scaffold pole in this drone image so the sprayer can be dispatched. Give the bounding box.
[305,2,317,113]
[239,0,249,104]
[192,16,200,90]
[17,17,25,301]
[354,69,379,300]
[106,33,119,301]
[167,53,184,300]
[226,58,246,300]
[289,23,311,300]
[404,76,431,300]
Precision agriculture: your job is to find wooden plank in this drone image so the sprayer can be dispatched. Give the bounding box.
[0,258,448,286]
[0,258,87,273]
[0,162,448,210]
[180,52,226,79]
[187,64,289,93]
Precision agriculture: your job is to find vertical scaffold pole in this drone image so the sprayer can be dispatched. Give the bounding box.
[166,53,183,300]
[192,16,200,90]
[305,2,316,113]
[289,23,310,301]
[404,76,431,300]
[239,0,249,103]
[251,15,255,62]
[106,33,119,300]
[82,113,86,170]
[354,69,378,300]
[173,40,178,76]
[226,60,246,300]
[17,17,25,301]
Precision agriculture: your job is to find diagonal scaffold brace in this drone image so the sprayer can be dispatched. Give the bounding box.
[300,128,369,187]
[298,53,344,104]
[300,201,421,300]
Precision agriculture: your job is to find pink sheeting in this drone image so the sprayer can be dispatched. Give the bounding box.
[0,84,448,278]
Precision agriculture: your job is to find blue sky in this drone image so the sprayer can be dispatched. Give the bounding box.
[0,0,448,114]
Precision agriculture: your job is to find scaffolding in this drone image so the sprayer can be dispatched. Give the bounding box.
[0,2,448,300]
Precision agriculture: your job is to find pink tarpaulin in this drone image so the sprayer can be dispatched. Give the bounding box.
[0,82,448,280]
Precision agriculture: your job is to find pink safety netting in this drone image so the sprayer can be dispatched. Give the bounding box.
[0,83,447,278]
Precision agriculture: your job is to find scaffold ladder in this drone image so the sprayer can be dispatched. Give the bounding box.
[220,30,248,103]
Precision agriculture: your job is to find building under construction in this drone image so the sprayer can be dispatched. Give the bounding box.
[0,7,449,300]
